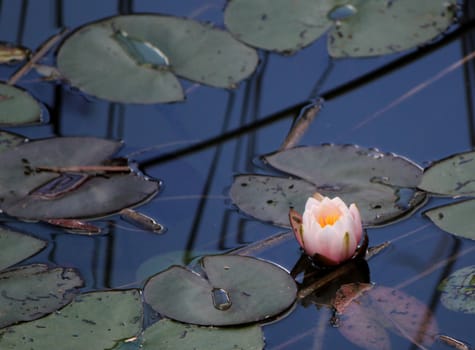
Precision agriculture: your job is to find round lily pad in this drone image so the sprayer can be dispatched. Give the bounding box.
[0,289,143,350]
[438,265,475,314]
[424,199,475,240]
[141,319,264,350]
[57,14,258,103]
[0,227,46,270]
[224,0,456,57]
[230,144,426,227]
[143,255,297,326]
[0,264,83,327]
[0,136,160,220]
[0,83,43,126]
[419,150,475,196]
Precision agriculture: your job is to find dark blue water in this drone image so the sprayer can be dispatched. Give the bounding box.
[1,1,474,349]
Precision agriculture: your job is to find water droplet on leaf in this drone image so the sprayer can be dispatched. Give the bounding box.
[212,288,232,311]
[328,4,358,21]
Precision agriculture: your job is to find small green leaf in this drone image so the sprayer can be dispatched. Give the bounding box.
[424,199,475,240]
[438,265,475,314]
[419,151,475,196]
[143,255,296,326]
[0,83,43,126]
[0,227,46,270]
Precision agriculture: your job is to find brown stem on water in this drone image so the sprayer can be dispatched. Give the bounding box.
[279,100,324,150]
[8,28,68,85]
[35,165,131,174]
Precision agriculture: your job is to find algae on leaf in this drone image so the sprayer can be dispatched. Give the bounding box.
[224,0,457,57]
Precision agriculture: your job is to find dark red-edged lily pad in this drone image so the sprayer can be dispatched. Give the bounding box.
[334,283,438,350]
[230,144,426,227]
[143,255,297,326]
[0,136,160,220]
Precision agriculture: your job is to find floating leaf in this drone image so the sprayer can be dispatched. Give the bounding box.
[424,199,475,240]
[419,151,475,196]
[335,284,438,350]
[438,265,475,314]
[0,289,143,350]
[328,0,457,57]
[0,137,160,220]
[0,264,83,327]
[224,0,456,57]
[57,15,258,103]
[0,227,46,270]
[143,255,297,326]
[140,319,264,350]
[0,83,43,126]
[230,144,425,227]
[224,0,332,53]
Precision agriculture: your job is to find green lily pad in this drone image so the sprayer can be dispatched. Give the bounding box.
[0,83,43,126]
[438,265,475,314]
[0,130,26,153]
[0,289,143,350]
[224,0,456,57]
[0,227,46,270]
[0,136,160,220]
[230,144,426,227]
[424,199,475,240]
[57,15,258,104]
[140,319,264,350]
[143,255,297,326]
[328,0,457,57]
[419,151,475,196]
[0,264,83,327]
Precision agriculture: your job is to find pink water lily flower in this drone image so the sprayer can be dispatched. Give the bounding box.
[289,194,363,265]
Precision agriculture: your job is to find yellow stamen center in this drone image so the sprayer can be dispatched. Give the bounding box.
[316,208,341,227]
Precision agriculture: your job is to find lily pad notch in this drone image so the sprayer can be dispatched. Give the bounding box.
[224,0,457,57]
[143,255,297,326]
[57,14,259,104]
[230,144,426,228]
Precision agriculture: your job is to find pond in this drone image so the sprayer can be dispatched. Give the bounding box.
[0,0,474,349]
